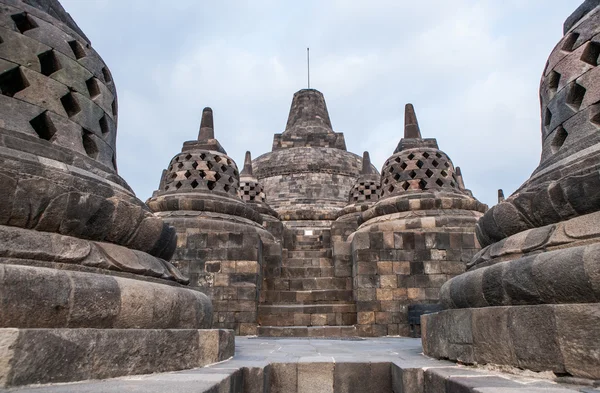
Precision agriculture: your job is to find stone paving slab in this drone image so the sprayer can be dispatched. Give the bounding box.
[3,337,598,393]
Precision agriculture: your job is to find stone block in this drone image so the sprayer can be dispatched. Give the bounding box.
[297,362,334,393]
[269,363,297,393]
[334,362,371,393]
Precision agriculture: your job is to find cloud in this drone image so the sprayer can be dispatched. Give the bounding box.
[60,0,581,207]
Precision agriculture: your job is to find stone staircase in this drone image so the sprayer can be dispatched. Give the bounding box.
[258,229,357,337]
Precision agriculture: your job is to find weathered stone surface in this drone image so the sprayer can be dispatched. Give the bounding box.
[423,303,600,379]
[0,328,233,388]
[147,108,281,334]
[297,362,334,393]
[0,263,212,329]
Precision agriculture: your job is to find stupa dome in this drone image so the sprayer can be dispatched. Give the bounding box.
[253,88,378,220]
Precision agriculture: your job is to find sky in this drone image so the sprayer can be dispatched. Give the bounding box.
[60,0,582,208]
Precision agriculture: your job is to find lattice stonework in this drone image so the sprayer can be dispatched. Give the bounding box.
[0,6,118,172]
[380,149,459,197]
[538,24,600,163]
[162,151,240,196]
[349,180,381,203]
[239,181,266,202]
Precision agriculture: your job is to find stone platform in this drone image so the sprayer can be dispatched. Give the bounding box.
[5,337,599,393]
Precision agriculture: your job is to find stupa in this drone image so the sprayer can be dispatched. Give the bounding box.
[0,0,231,387]
[349,104,487,336]
[422,0,600,379]
[147,108,281,335]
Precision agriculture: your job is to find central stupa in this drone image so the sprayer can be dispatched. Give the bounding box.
[253,89,378,221]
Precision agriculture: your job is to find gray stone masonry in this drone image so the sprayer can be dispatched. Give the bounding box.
[147,108,282,335]
[423,1,600,380]
[350,104,486,337]
[6,337,597,393]
[0,0,221,388]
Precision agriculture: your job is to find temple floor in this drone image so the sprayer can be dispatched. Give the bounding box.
[3,337,598,393]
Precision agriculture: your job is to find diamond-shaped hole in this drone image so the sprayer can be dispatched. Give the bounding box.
[0,67,29,97]
[82,130,98,159]
[416,160,424,169]
[215,155,222,163]
[177,162,184,169]
[99,115,109,134]
[581,41,600,66]
[102,67,112,83]
[566,82,586,110]
[224,184,231,192]
[407,153,415,160]
[191,179,199,188]
[184,170,192,178]
[562,32,580,52]
[60,92,81,118]
[441,170,448,177]
[545,108,552,128]
[425,169,434,178]
[207,181,216,190]
[86,77,100,99]
[228,176,234,183]
[185,153,192,161]
[551,126,568,153]
[171,173,177,179]
[388,185,395,193]
[435,152,442,158]
[175,181,183,189]
[432,160,439,168]
[199,153,206,160]
[11,13,37,33]
[192,161,198,169]
[422,152,429,159]
[393,173,401,181]
[436,179,444,187]
[68,40,86,59]
[199,170,206,178]
[220,164,227,172]
[547,71,561,94]
[38,50,62,76]
[214,172,221,181]
[401,182,409,191]
[29,111,56,141]
[400,162,407,170]
[444,161,450,168]
[419,179,427,190]
[207,161,213,170]
[409,170,417,179]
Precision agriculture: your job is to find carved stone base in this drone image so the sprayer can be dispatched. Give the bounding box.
[0,328,234,387]
[421,303,600,379]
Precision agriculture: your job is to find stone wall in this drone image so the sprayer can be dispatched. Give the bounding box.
[350,213,480,337]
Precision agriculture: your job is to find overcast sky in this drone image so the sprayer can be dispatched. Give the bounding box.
[61,0,581,208]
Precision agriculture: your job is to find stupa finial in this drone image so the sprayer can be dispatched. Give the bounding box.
[404,103,422,139]
[361,151,375,175]
[498,189,505,203]
[241,151,253,176]
[198,107,214,140]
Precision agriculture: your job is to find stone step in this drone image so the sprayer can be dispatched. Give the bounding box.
[286,250,331,258]
[262,289,353,304]
[259,303,356,314]
[283,258,334,268]
[288,277,351,290]
[258,325,358,338]
[281,267,335,278]
[258,303,356,326]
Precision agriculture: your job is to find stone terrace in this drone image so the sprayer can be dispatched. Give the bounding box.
[6,338,599,393]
